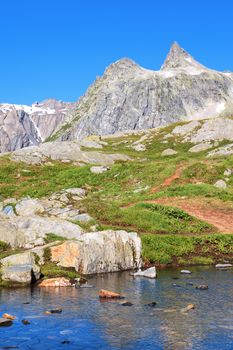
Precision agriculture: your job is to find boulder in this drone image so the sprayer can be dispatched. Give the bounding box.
[224,169,232,177]
[51,230,142,274]
[214,180,227,189]
[74,213,93,223]
[133,267,157,279]
[2,205,15,216]
[39,277,71,287]
[181,304,195,313]
[0,318,13,327]
[90,166,109,174]
[132,144,146,152]
[2,313,16,320]
[196,285,208,290]
[99,289,123,299]
[15,199,44,216]
[0,213,26,248]
[216,263,233,269]
[1,265,33,284]
[161,148,177,156]
[188,143,213,153]
[80,140,103,149]
[0,251,41,284]
[180,270,191,274]
[65,188,86,197]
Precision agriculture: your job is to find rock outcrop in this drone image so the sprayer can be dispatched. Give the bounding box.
[7,140,130,165]
[51,42,233,141]
[50,230,142,274]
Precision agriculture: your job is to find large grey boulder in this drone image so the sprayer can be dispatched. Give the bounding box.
[50,230,142,274]
[1,265,34,284]
[0,251,41,284]
[133,267,157,279]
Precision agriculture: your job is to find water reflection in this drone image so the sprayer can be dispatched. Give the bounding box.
[0,267,232,349]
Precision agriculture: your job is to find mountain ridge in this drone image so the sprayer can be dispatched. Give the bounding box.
[52,42,233,141]
[1,42,233,152]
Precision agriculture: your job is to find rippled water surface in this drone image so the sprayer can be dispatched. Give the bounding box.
[0,267,232,349]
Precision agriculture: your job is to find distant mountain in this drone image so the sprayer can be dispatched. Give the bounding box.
[1,42,233,153]
[51,42,233,141]
[0,99,76,152]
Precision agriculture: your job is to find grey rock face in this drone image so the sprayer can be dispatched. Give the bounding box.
[1,265,33,284]
[50,230,142,274]
[7,141,130,165]
[188,143,213,153]
[0,99,76,153]
[52,43,233,141]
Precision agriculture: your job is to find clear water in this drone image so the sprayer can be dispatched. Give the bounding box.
[0,267,232,350]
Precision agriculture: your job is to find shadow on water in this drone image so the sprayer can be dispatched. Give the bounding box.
[0,266,232,349]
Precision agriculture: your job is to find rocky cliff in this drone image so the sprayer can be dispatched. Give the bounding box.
[49,42,233,141]
[0,99,76,152]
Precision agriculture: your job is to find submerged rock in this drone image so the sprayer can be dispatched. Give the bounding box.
[2,313,16,320]
[121,302,133,306]
[133,267,157,279]
[22,319,30,325]
[196,285,208,290]
[180,304,195,313]
[216,263,233,269]
[180,270,191,274]
[145,302,157,307]
[39,277,71,287]
[99,289,123,299]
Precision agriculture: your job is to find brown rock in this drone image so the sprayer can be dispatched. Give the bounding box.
[39,277,71,287]
[2,313,16,320]
[51,242,79,267]
[99,289,123,299]
[181,304,195,313]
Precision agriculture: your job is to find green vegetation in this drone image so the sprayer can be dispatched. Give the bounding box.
[45,233,67,244]
[1,123,233,267]
[142,234,233,265]
[40,263,80,280]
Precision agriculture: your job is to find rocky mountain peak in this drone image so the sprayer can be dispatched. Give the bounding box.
[104,58,140,77]
[161,41,205,71]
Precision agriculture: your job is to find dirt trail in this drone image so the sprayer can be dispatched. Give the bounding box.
[151,165,184,193]
[147,198,233,233]
[126,165,233,233]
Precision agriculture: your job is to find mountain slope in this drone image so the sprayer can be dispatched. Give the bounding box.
[0,99,76,152]
[52,42,233,141]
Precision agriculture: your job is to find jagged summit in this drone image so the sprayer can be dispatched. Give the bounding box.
[104,58,140,76]
[161,41,206,71]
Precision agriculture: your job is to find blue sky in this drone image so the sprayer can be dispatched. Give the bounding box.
[1,0,233,104]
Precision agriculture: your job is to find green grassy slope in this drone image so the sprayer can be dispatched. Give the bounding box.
[0,122,233,266]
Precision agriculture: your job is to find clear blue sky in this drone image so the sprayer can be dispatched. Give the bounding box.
[1,0,233,105]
